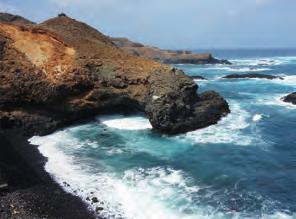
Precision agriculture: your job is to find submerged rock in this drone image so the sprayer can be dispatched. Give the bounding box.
[222,73,283,80]
[0,14,229,135]
[282,92,296,105]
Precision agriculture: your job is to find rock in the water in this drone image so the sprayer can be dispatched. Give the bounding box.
[0,14,229,135]
[282,92,296,105]
[190,75,207,80]
[223,73,283,80]
[111,37,231,65]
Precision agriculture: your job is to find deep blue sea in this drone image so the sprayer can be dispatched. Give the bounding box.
[30,49,296,219]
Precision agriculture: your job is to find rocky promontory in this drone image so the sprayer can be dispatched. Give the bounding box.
[0,13,229,136]
[222,73,283,80]
[111,37,231,65]
[282,92,296,105]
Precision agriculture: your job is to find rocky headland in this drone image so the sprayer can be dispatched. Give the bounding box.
[111,37,232,65]
[0,13,230,218]
[0,13,229,136]
[282,92,296,105]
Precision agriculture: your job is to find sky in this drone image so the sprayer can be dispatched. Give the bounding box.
[1,0,296,49]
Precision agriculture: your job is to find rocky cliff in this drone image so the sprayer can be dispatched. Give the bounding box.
[0,13,229,136]
[111,37,231,64]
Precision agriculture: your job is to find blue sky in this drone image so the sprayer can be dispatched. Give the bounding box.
[1,0,296,49]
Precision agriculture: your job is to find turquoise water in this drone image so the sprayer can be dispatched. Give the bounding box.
[30,50,296,219]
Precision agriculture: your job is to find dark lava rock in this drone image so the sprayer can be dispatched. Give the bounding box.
[282,92,296,105]
[223,73,283,80]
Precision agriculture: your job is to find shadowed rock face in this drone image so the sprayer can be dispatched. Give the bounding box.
[111,37,231,65]
[282,92,296,105]
[0,14,229,136]
[223,73,283,80]
[0,13,34,25]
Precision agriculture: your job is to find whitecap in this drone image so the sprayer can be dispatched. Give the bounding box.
[29,125,291,219]
[174,102,257,146]
[252,114,262,122]
[29,134,220,219]
[230,58,286,66]
[273,75,296,86]
[257,94,296,110]
[209,66,271,72]
[97,115,152,130]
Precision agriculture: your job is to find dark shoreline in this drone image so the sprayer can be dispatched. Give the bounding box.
[0,130,97,219]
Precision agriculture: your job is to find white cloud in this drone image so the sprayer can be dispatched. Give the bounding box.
[0,2,21,14]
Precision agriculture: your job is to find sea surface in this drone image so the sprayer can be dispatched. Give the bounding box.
[30,49,296,219]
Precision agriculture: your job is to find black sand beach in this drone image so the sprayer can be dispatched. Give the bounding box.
[0,130,97,219]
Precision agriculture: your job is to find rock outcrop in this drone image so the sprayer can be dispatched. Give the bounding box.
[111,37,231,65]
[0,13,34,25]
[223,73,283,80]
[282,92,296,105]
[0,14,229,135]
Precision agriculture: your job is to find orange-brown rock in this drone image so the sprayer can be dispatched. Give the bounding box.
[0,14,229,135]
[111,37,231,65]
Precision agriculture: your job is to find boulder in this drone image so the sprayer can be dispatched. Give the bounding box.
[282,92,296,105]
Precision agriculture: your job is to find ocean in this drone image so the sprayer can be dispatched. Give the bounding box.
[29,49,296,219]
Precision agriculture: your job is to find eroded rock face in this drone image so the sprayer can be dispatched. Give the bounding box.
[282,92,296,105]
[0,14,229,135]
[111,37,231,65]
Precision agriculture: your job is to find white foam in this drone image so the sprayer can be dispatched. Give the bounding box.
[273,75,296,86]
[257,94,296,110]
[230,58,286,66]
[29,123,291,219]
[174,102,257,146]
[262,212,295,219]
[252,114,262,122]
[209,66,271,72]
[30,134,222,219]
[97,115,152,130]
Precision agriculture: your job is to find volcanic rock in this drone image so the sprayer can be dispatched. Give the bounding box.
[282,92,296,105]
[111,37,231,65]
[0,14,229,135]
[223,73,283,80]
